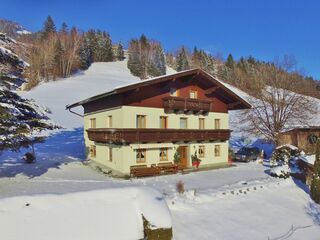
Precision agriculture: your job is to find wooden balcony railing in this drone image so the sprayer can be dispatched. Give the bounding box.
[87,128,231,144]
[163,96,211,113]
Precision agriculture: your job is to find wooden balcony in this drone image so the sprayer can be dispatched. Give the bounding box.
[87,128,231,144]
[163,96,211,113]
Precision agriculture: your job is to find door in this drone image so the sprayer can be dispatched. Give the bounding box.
[177,146,188,168]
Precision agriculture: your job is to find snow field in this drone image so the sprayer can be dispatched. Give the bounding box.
[0,187,171,240]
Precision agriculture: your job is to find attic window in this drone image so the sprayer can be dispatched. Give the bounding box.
[190,90,198,99]
[170,88,178,97]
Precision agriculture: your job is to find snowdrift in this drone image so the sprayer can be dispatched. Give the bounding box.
[0,187,172,240]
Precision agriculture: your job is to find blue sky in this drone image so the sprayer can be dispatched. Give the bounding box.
[1,0,319,79]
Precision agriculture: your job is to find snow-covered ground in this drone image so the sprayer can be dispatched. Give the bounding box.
[0,187,171,240]
[1,156,319,239]
[1,61,320,239]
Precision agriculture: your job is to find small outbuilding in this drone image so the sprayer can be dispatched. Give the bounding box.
[278,126,320,154]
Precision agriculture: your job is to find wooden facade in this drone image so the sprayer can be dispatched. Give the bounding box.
[87,128,231,144]
[278,127,320,154]
[163,96,212,114]
[67,68,251,115]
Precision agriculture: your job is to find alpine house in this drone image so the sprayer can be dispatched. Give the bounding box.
[66,68,251,176]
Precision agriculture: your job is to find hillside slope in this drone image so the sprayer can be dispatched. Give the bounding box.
[21,60,140,128]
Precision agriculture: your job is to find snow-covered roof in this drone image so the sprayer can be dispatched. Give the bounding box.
[297,155,316,166]
[66,68,252,110]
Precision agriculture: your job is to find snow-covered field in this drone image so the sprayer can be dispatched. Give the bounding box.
[0,187,171,240]
[21,60,140,128]
[1,61,320,239]
[1,156,319,239]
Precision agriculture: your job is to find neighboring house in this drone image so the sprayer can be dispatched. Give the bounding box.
[66,68,251,175]
[278,127,320,154]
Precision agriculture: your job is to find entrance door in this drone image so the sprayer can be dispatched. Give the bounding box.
[177,146,188,168]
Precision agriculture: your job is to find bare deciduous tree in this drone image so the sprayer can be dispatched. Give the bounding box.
[242,63,316,144]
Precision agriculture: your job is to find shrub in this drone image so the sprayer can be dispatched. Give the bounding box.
[270,145,300,166]
[311,179,320,204]
[173,150,181,164]
[270,165,290,179]
[24,152,35,164]
[176,180,185,194]
[311,140,320,203]
[191,151,201,163]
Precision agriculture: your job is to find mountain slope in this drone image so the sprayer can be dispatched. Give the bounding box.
[0,19,31,38]
[22,60,140,128]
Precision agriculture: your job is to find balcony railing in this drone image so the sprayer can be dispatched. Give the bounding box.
[87,128,231,144]
[163,96,211,113]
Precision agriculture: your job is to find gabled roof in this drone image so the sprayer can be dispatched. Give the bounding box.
[282,126,320,133]
[66,68,251,110]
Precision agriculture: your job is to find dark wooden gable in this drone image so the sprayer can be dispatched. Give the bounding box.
[78,69,251,114]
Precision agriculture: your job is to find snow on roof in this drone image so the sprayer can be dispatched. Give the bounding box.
[275,144,299,150]
[300,155,316,165]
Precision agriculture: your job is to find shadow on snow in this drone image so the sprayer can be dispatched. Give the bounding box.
[0,128,85,178]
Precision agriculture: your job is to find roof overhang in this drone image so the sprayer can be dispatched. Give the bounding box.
[66,68,252,110]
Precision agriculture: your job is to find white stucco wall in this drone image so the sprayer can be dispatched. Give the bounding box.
[84,106,229,174]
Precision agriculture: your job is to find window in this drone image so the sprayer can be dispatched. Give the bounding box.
[199,146,205,158]
[108,116,112,128]
[170,88,178,97]
[159,148,168,161]
[215,119,221,129]
[214,145,221,157]
[160,116,168,129]
[136,149,146,163]
[90,145,96,158]
[199,118,205,129]
[190,90,198,99]
[136,115,146,128]
[109,147,113,162]
[180,117,188,129]
[90,118,96,128]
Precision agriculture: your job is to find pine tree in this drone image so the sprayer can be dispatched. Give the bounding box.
[192,47,200,67]
[176,47,190,71]
[78,36,93,70]
[53,39,64,78]
[115,42,124,61]
[86,29,98,61]
[128,39,144,77]
[42,15,56,39]
[238,57,247,71]
[61,22,68,34]
[104,32,113,62]
[0,89,57,152]
[311,139,320,204]
[127,34,166,78]
[225,54,235,69]
[148,44,166,76]
[165,52,175,68]
[95,30,104,61]
[139,34,149,78]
